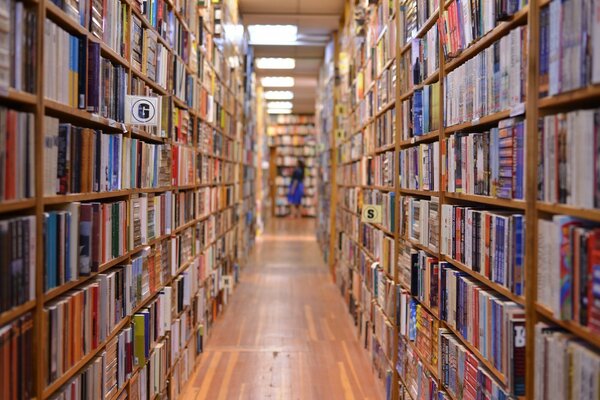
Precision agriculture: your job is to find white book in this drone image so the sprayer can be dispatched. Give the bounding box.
[549,0,561,96]
[593,0,600,83]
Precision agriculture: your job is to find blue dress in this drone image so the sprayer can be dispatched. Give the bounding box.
[287,167,305,205]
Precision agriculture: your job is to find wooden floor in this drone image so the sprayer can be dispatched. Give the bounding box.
[181,218,385,400]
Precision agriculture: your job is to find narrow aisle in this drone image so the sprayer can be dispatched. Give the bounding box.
[182,219,384,400]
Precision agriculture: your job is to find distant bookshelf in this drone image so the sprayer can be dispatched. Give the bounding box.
[269,115,317,218]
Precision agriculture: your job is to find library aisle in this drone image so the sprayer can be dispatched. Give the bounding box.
[180,219,384,400]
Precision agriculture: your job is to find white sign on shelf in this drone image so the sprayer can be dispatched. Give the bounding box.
[362,205,382,224]
[125,95,159,126]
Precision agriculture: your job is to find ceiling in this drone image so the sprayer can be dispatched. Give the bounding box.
[240,0,344,114]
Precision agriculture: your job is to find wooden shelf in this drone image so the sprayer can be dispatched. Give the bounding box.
[0,198,37,213]
[444,109,512,134]
[537,202,600,222]
[398,188,439,197]
[536,305,600,349]
[372,143,396,154]
[415,10,440,39]
[44,99,126,132]
[538,85,600,110]
[444,192,527,210]
[0,88,37,106]
[399,130,440,147]
[0,300,37,326]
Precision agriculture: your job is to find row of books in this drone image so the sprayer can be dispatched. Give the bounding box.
[365,151,395,188]
[540,0,600,97]
[401,196,440,253]
[338,132,363,163]
[43,200,126,290]
[365,108,395,154]
[439,329,515,399]
[376,63,396,109]
[439,0,527,58]
[411,24,439,85]
[397,337,439,399]
[534,322,600,400]
[0,108,34,202]
[45,250,164,384]
[0,0,36,93]
[445,117,526,200]
[538,109,600,209]
[361,222,395,274]
[339,186,359,213]
[439,262,525,395]
[43,119,171,195]
[444,26,527,127]
[537,215,600,331]
[0,215,35,314]
[399,141,440,191]
[0,314,34,400]
[266,125,315,135]
[413,81,441,135]
[440,204,526,296]
[196,154,238,185]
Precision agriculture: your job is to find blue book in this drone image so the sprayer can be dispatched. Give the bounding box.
[64,212,71,282]
[514,121,525,200]
[513,215,524,296]
[413,89,423,136]
[423,85,430,133]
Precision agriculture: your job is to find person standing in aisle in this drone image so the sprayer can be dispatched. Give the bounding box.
[287,159,305,218]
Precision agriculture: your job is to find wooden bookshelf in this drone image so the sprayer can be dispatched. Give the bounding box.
[328,0,600,398]
[0,0,255,398]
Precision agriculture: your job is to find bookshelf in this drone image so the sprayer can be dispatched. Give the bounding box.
[0,0,255,398]
[329,0,600,399]
[316,39,336,264]
[268,115,318,218]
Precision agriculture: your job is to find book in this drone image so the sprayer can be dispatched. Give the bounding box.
[0,107,35,201]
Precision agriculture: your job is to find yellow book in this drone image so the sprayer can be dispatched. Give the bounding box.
[133,314,146,366]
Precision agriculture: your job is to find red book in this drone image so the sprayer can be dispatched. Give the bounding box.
[91,284,99,349]
[588,229,600,333]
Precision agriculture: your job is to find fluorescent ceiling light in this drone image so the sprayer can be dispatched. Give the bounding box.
[264,91,294,100]
[267,109,292,114]
[267,101,293,109]
[256,58,296,69]
[261,77,295,87]
[248,25,297,45]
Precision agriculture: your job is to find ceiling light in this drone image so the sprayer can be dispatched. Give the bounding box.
[256,58,296,69]
[248,25,298,45]
[267,101,293,109]
[267,109,292,114]
[264,91,294,100]
[261,77,295,87]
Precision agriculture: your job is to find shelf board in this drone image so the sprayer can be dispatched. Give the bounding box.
[538,85,600,110]
[536,304,600,349]
[0,198,37,213]
[398,188,439,197]
[444,109,513,134]
[442,321,508,387]
[399,130,440,147]
[0,300,37,326]
[442,256,526,306]
[44,99,126,132]
[372,143,396,154]
[537,202,600,222]
[406,239,439,256]
[444,192,527,210]
[0,88,37,106]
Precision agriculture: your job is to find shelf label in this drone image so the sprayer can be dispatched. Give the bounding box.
[335,129,345,141]
[125,95,159,126]
[335,104,345,116]
[362,205,382,224]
